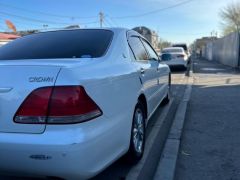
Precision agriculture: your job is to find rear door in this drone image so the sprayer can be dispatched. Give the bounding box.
[128,35,158,115]
[140,39,165,107]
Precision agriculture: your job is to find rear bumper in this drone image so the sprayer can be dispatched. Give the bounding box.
[164,60,187,67]
[0,114,131,179]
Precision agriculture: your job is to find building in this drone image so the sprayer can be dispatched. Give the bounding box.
[205,31,239,67]
[132,26,159,51]
[194,36,217,57]
[0,33,20,47]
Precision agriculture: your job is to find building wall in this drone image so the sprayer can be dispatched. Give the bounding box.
[212,32,239,67]
[195,37,217,57]
[204,41,213,61]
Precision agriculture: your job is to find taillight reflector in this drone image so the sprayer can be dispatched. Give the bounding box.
[177,55,185,58]
[14,86,102,124]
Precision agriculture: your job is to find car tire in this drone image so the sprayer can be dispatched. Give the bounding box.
[126,101,146,163]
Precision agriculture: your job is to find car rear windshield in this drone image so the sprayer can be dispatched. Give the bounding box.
[172,44,187,51]
[0,29,113,60]
[161,54,172,61]
[162,49,183,53]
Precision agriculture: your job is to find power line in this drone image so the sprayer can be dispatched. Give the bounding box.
[1,26,69,32]
[158,31,209,36]
[26,27,70,31]
[102,22,108,28]
[0,17,46,32]
[0,24,6,31]
[0,16,44,26]
[0,11,98,26]
[0,0,196,22]
[1,25,100,33]
[0,2,97,19]
[105,17,114,27]
[105,15,120,27]
[112,0,196,19]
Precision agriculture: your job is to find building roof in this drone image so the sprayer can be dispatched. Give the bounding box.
[0,33,20,40]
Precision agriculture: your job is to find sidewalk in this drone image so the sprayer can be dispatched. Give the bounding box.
[175,59,240,180]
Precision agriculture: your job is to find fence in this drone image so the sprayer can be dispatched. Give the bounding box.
[204,32,240,67]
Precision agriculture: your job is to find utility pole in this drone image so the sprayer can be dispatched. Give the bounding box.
[99,12,104,28]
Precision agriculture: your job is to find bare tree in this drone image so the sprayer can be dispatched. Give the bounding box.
[158,38,171,51]
[220,2,240,35]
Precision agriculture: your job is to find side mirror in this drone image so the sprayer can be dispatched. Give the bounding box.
[149,57,159,61]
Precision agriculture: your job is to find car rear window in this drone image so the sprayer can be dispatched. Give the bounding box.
[0,29,113,60]
[161,54,172,61]
[172,44,187,51]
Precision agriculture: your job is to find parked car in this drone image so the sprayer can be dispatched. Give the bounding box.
[0,28,171,179]
[172,43,190,56]
[172,43,191,63]
[160,47,188,69]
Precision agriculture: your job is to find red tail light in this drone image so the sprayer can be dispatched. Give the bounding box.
[14,86,102,124]
[177,55,185,58]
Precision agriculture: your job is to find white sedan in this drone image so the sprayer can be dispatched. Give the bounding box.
[0,28,171,179]
[161,47,188,69]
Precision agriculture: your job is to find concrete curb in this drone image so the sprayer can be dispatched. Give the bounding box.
[126,65,191,180]
[153,76,193,180]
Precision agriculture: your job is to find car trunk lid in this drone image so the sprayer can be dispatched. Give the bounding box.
[0,63,61,134]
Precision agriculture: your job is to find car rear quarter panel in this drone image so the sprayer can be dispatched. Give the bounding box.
[50,30,143,173]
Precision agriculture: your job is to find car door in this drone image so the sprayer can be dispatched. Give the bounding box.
[140,38,165,110]
[128,35,158,116]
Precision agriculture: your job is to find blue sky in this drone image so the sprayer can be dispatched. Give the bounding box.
[0,0,232,44]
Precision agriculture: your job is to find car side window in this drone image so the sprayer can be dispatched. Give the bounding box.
[128,36,148,61]
[128,45,136,61]
[141,39,159,61]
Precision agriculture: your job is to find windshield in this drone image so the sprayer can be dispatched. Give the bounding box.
[0,29,113,60]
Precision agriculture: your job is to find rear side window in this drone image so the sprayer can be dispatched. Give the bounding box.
[0,29,113,60]
[128,37,148,61]
[141,39,159,61]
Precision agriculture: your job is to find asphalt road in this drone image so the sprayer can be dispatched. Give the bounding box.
[0,68,189,180]
[175,59,240,180]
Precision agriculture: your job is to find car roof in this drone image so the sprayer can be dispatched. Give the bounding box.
[37,27,128,34]
[18,28,129,38]
[163,47,184,50]
[172,43,188,51]
[172,43,187,46]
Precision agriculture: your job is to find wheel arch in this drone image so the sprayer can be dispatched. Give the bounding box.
[138,94,148,119]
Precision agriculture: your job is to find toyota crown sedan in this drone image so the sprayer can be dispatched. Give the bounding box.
[0,28,171,179]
